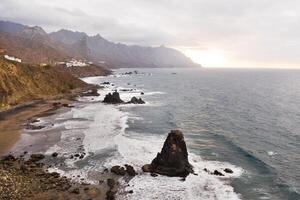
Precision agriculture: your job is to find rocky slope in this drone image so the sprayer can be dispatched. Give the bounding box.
[0,57,87,108]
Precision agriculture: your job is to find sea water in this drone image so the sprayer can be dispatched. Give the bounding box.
[43,68,299,199]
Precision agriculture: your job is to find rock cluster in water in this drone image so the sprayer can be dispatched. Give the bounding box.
[127,97,145,104]
[142,130,193,177]
[103,91,124,104]
[103,91,145,104]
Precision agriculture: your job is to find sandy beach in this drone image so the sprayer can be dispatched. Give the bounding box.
[0,86,129,200]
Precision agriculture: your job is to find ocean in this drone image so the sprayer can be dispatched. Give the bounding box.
[25,68,300,199]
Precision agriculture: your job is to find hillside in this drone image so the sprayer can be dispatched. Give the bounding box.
[0,31,70,64]
[0,57,87,108]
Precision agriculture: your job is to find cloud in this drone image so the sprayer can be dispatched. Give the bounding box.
[1,0,300,67]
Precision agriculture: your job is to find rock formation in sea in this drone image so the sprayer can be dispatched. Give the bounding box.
[103,91,124,104]
[142,130,193,177]
[127,96,145,104]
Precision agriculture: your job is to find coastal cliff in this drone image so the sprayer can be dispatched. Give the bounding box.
[0,57,87,109]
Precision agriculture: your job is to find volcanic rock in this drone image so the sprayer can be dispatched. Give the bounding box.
[106,190,115,200]
[142,130,193,177]
[52,152,58,157]
[142,164,152,172]
[30,154,45,162]
[110,165,126,176]
[224,168,233,174]
[107,178,115,188]
[127,97,145,104]
[103,91,124,104]
[125,164,136,176]
[213,170,224,176]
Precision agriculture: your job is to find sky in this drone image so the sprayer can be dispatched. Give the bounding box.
[1,0,300,68]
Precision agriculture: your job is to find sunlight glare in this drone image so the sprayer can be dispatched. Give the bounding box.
[183,49,228,67]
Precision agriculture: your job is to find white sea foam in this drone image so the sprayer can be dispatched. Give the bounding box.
[102,131,243,200]
[267,151,277,156]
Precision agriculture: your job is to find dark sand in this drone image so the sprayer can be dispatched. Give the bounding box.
[0,87,129,200]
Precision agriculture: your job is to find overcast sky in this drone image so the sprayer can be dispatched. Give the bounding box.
[1,0,300,68]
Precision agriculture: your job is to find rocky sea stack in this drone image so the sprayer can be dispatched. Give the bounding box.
[103,91,124,104]
[142,130,193,177]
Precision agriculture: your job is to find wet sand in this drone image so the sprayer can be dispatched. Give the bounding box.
[0,102,54,155]
[0,87,93,156]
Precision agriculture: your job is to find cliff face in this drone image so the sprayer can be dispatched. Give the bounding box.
[0,57,87,108]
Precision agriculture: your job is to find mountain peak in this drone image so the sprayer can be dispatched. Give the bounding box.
[21,26,47,38]
[0,20,26,34]
[93,33,103,39]
[49,29,88,45]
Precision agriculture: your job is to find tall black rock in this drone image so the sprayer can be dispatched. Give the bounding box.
[143,130,193,177]
[103,91,124,104]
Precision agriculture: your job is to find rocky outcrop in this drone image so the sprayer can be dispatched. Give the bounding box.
[224,168,233,174]
[103,91,124,104]
[125,164,137,176]
[127,97,145,104]
[0,153,106,200]
[110,165,126,175]
[110,164,136,176]
[142,130,193,177]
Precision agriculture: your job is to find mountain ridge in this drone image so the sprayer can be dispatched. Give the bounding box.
[50,29,200,68]
[0,20,201,68]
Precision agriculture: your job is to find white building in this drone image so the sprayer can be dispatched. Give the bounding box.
[65,59,88,67]
[4,55,22,63]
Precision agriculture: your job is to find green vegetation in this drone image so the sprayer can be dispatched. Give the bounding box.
[0,57,87,108]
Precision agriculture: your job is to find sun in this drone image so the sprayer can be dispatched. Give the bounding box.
[183,49,228,67]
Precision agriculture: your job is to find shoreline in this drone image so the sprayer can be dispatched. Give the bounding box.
[0,85,99,156]
[0,80,128,200]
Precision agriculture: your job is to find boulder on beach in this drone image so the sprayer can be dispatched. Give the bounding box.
[127,97,145,104]
[30,154,45,162]
[142,130,193,177]
[103,91,124,104]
